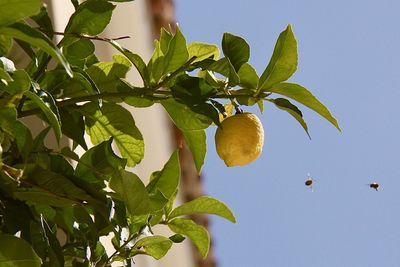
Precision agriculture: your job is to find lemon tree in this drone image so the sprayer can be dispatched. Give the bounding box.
[0,0,340,266]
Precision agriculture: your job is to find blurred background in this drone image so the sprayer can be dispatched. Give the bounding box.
[175,0,400,266]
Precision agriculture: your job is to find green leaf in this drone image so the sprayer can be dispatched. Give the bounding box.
[28,166,91,202]
[168,218,210,258]
[0,35,13,55]
[267,83,341,131]
[86,54,131,93]
[188,42,220,63]
[0,23,72,77]
[64,38,95,59]
[258,25,297,90]
[109,40,150,86]
[169,234,185,243]
[222,32,250,72]
[24,90,62,143]
[14,189,77,207]
[169,196,236,223]
[65,0,115,36]
[134,236,173,260]
[82,102,144,167]
[208,57,240,85]
[0,235,42,267]
[162,99,212,130]
[181,130,206,174]
[0,69,30,95]
[163,26,189,74]
[109,170,150,216]
[238,63,259,89]
[59,107,87,150]
[170,74,216,104]
[0,0,42,27]
[147,150,180,205]
[74,139,126,199]
[269,98,311,139]
[0,108,32,157]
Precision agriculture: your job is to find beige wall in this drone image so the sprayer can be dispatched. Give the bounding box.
[48,1,194,267]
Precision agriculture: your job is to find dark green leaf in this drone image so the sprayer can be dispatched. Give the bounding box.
[188,42,220,63]
[267,83,341,131]
[269,98,311,138]
[258,25,297,90]
[233,88,258,106]
[171,74,216,103]
[59,107,87,150]
[109,170,150,216]
[238,63,259,89]
[0,0,41,27]
[222,32,250,72]
[31,6,54,39]
[65,0,115,36]
[208,57,240,85]
[0,108,32,157]
[28,166,91,202]
[0,23,72,77]
[169,234,185,243]
[168,218,210,258]
[0,234,42,267]
[24,90,62,143]
[169,196,236,223]
[181,130,206,174]
[162,99,212,130]
[82,102,144,167]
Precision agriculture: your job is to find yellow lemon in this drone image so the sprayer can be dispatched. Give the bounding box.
[215,112,264,167]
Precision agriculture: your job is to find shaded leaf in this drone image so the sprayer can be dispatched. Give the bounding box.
[109,170,150,216]
[0,234,42,267]
[169,196,236,223]
[258,25,297,90]
[24,90,61,143]
[168,218,210,258]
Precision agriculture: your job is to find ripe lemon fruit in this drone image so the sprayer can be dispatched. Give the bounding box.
[215,112,264,167]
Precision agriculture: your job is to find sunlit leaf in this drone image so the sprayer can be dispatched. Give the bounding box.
[82,102,144,167]
[258,25,297,90]
[168,218,210,258]
[169,196,236,223]
[0,0,41,27]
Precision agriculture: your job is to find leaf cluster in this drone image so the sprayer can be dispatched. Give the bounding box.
[0,0,339,266]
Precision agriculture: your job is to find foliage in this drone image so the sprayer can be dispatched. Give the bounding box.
[0,0,339,266]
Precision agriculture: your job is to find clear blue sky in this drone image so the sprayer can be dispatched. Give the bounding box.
[175,1,400,266]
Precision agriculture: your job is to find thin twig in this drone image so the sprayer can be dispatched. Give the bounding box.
[39,29,131,42]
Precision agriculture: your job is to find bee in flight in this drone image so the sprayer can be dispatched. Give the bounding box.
[367,182,379,191]
[305,173,314,191]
